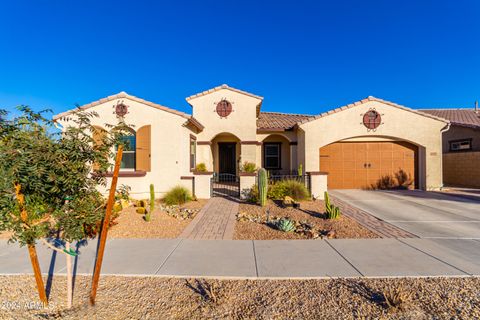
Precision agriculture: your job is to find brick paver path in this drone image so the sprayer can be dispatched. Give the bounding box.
[331,195,417,238]
[179,197,239,240]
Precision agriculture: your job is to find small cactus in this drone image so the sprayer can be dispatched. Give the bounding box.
[298,164,303,177]
[146,184,154,222]
[324,191,341,219]
[276,218,295,232]
[136,207,146,214]
[136,199,147,208]
[258,168,268,207]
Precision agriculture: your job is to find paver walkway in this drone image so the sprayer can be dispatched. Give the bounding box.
[1,238,479,278]
[331,195,417,238]
[179,197,238,240]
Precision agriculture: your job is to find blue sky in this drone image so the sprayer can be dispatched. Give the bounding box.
[0,0,479,116]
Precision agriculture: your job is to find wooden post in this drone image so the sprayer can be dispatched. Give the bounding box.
[14,184,48,305]
[90,145,123,305]
[65,241,73,308]
[27,244,48,305]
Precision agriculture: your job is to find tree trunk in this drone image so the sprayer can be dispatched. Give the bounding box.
[66,242,73,308]
[27,244,48,305]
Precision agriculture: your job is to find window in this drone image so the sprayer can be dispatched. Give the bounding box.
[117,129,136,170]
[264,143,281,169]
[190,136,196,170]
[449,139,472,152]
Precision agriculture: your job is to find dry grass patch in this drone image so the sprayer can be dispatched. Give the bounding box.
[234,200,378,240]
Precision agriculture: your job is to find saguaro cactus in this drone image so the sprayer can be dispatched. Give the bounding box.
[146,184,154,222]
[257,168,268,206]
[298,164,303,176]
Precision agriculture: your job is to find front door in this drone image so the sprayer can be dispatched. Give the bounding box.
[218,142,236,175]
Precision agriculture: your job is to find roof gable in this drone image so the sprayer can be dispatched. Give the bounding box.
[53,92,204,131]
[297,96,449,126]
[186,84,263,102]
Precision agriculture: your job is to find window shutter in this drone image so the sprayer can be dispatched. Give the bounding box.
[92,126,106,171]
[136,125,151,172]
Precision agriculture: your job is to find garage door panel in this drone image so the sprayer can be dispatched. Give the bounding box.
[343,160,356,170]
[320,141,417,189]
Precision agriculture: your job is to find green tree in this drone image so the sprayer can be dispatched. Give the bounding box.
[0,106,127,307]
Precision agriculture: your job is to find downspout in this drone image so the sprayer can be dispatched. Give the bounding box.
[439,122,451,190]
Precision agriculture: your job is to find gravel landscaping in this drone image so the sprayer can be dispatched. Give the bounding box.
[107,199,207,239]
[0,275,478,319]
[234,200,378,240]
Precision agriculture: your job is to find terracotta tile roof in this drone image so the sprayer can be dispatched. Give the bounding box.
[420,109,480,129]
[185,84,263,102]
[296,96,450,126]
[257,112,315,131]
[53,91,204,131]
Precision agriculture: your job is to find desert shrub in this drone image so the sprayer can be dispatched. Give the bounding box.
[372,175,396,190]
[240,161,257,173]
[268,179,309,201]
[115,184,131,201]
[164,186,192,206]
[395,169,413,188]
[195,163,207,172]
[243,184,259,203]
[371,169,414,190]
[383,285,413,312]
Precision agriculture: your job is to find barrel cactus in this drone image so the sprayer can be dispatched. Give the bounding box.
[276,218,295,232]
[257,168,268,207]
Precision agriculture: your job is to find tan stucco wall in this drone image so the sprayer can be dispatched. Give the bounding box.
[441,125,480,153]
[58,97,195,199]
[189,88,261,169]
[443,151,480,187]
[298,101,448,190]
[190,88,260,142]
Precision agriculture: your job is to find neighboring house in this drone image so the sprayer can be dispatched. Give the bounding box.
[54,85,449,199]
[421,108,480,188]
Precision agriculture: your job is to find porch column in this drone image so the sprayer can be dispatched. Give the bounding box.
[197,141,213,172]
[308,172,328,200]
[290,141,298,172]
[240,141,260,169]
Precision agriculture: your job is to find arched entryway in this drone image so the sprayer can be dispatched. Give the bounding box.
[211,133,241,176]
[320,138,419,190]
[210,133,241,197]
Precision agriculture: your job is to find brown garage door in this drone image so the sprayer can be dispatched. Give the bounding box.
[320,142,417,189]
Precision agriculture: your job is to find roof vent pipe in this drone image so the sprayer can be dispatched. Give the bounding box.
[475,101,479,114]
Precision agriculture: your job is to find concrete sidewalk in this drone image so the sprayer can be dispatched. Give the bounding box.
[1,238,479,278]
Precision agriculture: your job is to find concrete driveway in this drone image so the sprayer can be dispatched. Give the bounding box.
[330,189,480,239]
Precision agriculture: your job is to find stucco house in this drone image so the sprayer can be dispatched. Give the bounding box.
[421,107,480,188]
[54,85,450,199]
